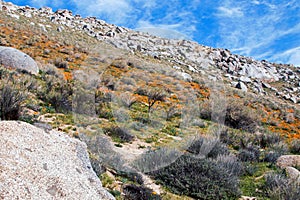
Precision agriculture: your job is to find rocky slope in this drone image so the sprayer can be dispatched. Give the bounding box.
[0,121,114,200]
[1,1,299,103]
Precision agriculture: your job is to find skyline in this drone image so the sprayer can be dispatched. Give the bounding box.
[4,0,300,66]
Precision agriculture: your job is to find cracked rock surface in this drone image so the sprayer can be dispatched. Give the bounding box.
[0,121,114,200]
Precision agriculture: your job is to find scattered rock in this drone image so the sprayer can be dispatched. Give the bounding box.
[1,1,300,104]
[0,121,115,200]
[0,46,39,74]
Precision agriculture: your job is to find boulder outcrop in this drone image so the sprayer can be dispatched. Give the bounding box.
[0,46,39,74]
[0,121,114,200]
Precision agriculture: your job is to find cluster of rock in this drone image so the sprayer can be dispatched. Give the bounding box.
[1,1,299,103]
[0,121,115,200]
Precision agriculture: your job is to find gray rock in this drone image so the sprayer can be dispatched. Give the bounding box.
[0,121,115,200]
[180,72,192,81]
[236,81,248,92]
[0,46,39,74]
[285,166,300,183]
[262,82,271,89]
[239,76,252,83]
[277,155,300,169]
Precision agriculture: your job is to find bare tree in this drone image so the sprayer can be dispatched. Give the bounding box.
[146,89,166,114]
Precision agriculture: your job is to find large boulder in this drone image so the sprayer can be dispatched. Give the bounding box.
[0,46,39,74]
[0,121,114,200]
[276,155,300,169]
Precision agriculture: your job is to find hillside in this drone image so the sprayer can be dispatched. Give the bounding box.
[0,1,300,199]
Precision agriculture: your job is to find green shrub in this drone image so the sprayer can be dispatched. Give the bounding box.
[256,132,281,149]
[238,145,260,162]
[38,75,73,112]
[123,184,161,200]
[149,154,241,199]
[103,126,134,143]
[0,85,25,120]
[225,102,259,133]
[187,136,229,159]
[263,142,288,164]
[264,171,300,200]
[290,139,300,154]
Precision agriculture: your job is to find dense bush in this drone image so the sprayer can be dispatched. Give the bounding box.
[38,75,73,112]
[103,126,134,143]
[142,136,242,199]
[149,154,241,199]
[263,142,288,164]
[0,85,25,120]
[238,145,260,162]
[290,139,300,154]
[225,102,259,133]
[256,132,281,149]
[187,136,229,158]
[264,172,300,200]
[123,184,161,200]
[199,100,259,133]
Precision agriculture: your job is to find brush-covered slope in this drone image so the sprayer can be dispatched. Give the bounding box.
[0,1,300,200]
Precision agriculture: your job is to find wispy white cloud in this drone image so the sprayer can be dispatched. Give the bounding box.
[135,20,191,39]
[71,0,133,24]
[271,47,300,66]
[216,0,300,65]
[216,6,244,17]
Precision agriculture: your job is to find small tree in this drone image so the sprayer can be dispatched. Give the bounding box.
[146,89,165,114]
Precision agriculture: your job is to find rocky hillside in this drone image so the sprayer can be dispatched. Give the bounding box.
[0,1,300,200]
[1,1,299,104]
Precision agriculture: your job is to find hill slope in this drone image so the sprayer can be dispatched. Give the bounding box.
[0,1,300,199]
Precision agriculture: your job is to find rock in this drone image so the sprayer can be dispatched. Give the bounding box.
[236,81,248,92]
[262,82,271,89]
[180,72,192,81]
[239,76,252,83]
[0,46,39,74]
[0,121,115,200]
[276,155,300,169]
[285,167,300,183]
[239,196,257,200]
[289,96,298,104]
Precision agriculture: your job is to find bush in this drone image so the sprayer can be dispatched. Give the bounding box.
[238,145,260,162]
[38,75,73,112]
[199,100,259,133]
[256,132,281,149]
[103,126,134,143]
[263,142,288,164]
[123,184,161,200]
[264,171,300,200]
[187,136,229,159]
[149,154,241,199]
[225,101,259,133]
[0,85,25,120]
[290,139,300,154]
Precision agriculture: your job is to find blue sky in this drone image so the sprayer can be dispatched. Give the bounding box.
[6,0,300,66]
